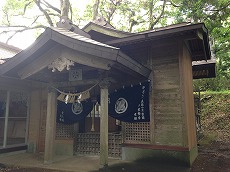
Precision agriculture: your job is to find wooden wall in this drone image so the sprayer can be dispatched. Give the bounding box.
[151,41,183,146]
[179,42,197,149]
[118,38,197,148]
[149,38,196,148]
[28,88,48,153]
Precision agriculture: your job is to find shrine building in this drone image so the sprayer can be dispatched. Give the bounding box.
[0,17,216,167]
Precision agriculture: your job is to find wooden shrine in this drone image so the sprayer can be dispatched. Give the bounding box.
[0,18,216,167]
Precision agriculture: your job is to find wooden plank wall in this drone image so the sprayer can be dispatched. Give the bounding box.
[179,42,196,149]
[28,88,48,153]
[151,42,184,146]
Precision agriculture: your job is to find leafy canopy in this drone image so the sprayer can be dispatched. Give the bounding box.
[0,0,229,90]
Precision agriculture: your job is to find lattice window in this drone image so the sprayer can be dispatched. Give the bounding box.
[56,123,74,139]
[74,133,122,158]
[124,122,150,144]
[75,133,100,156]
[108,133,122,157]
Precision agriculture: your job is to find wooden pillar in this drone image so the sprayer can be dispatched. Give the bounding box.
[99,80,110,168]
[91,103,95,132]
[3,91,10,148]
[44,89,57,163]
[149,46,155,144]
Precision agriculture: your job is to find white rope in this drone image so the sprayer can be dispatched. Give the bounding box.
[50,81,100,103]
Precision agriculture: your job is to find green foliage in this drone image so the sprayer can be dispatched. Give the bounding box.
[200,92,230,141]
[3,0,32,13]
[83,4,93,22]
[198,132,217,145]
[174,0,230,91]
[193,76,230,91]
[0,0,229,90]
[2,0,33,25]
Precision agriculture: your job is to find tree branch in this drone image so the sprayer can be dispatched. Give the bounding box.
[0,25,46,43]
[168,0,181,7]
[6,1,34,17]
[69,3,73,21]
[2,10,11,25]
[204,2,230,12]
[34,0,54,26]
[149,0,167,29]
[19,1,34,16]
[30,16,40,25]
[42,0,61,14]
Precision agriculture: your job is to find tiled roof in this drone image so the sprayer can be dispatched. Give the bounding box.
[0,42,21,60]
[51,27,119,50]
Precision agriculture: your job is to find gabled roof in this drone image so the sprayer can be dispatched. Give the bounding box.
[0,42,21,60]
[83,21,135,42]
[57,16,90,38]
[90,17,115,29]
[85,22,214,79]
[0,27,151,80]
[105,23,211,61]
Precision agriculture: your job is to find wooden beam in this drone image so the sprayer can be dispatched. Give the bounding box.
[196,30,203,40]
[0,76,32,91]
[191,51,205,58]
[83,23,131,38]
[51,79,100,88]
[18,45,61,80]
[117,52,151,78]
[61,48,113,71]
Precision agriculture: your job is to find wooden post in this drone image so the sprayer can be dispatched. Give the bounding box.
[3,91,10,148]
[44,89,57,163]
[99,80,110,168]
[149,45,155,144]
[91,103,95,132]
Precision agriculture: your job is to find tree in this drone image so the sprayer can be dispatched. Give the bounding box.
[84,0,179,32]
[92,0,100,20]
[0,0,181,39]
[173,0,230,90]
[1,0,72,43]
[1,0,229,88]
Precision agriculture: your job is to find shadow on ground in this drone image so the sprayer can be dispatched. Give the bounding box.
[92,158,191,172]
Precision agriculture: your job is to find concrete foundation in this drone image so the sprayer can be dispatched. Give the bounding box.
[54,139,74,156]
[122,145,198,166]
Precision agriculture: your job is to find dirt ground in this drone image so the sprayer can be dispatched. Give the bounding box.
[1,140,230,172]
[191,141,230,172]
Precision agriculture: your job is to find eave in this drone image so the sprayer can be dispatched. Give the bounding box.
[192,59,216,79]
[83,22,135,39]
[105,23,211,61]
[0,27,151,81]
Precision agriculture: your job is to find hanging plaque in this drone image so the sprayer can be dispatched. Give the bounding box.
[69,69,82,81]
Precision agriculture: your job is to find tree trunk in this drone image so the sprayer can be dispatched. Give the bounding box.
[93,0,100,20]
[60,0,71,17]
[149,0,167,30]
